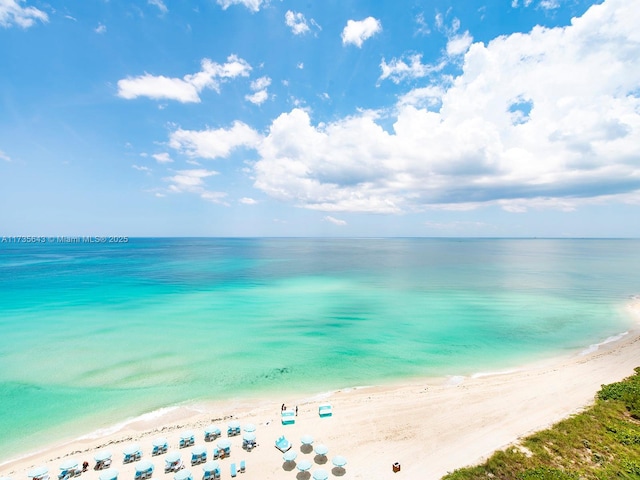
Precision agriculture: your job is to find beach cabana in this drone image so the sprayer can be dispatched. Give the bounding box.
[203,425,221,442]
[201,461,220,480]
[164,452,183,473]
[281,410,295,425]
[190,446,207,466]
[123,444,142,463]
[58,459,79,479]
[296,460,312,472]
[318,404,332,418]
[179,431,195,448]
[98,469,118,480]
[216,439,231,458]
[242,423,256,433]
[28,466,49,480]
[242,431,256,451]
[152,438,168,456]
[94,451,113,469]
[227,421,241,437]
[174,469,192,480]
[312,469,329,480]
[275,435,291,453]
[133,460,153,480]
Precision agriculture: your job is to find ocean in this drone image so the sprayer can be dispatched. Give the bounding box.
[0,238,638,462]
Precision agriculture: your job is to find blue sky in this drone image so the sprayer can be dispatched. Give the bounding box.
[1,0,639,237]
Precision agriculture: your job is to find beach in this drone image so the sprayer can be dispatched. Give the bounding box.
[2,298,639,480]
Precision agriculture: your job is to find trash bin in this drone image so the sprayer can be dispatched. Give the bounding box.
[392,462,401,472]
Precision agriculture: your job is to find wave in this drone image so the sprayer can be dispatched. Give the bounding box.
[77,406,180,440]
[580,331,628,356]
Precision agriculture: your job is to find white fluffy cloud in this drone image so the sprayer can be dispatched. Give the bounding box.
[247,0,640,213]
[164,169,228,203]
[148,0,168,14]
[152,153,173,164]
[324,216,347,226]
[245,76,271,105]
[446,31,473,56]
[379,54,446,84]
[169,121,261,159]
[0,0,47,28]
[341,17,381,48]
[285,10,309,35]
[216,0,265,12]
[117,55,251,103]
[95,23,106,34]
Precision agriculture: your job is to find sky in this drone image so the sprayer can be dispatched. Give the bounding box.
[1,0,639,237]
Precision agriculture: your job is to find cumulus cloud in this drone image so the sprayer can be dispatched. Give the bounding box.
[216,0,265,12]
[446,31,473,56]
[164,169,228,203]
[379,54,446,84]
[341,17,381,47]
[117,55,251,103]
[152,152,173,163]
[245,76,271,105]
[0,0,48,28]
[169,121,261,159]
[148,0,168,14]
[324,216,347,226]
[285,10,308,35]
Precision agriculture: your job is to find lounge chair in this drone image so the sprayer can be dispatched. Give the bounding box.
[281,410,295,425]
[274,436,291,453]
[212,449,219,460]
[239,460,245,473]
[230,464,237,478]
[318,404,332,417]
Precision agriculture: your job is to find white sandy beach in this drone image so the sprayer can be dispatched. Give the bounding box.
[2,299,640,480]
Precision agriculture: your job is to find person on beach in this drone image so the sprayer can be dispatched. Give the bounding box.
[295,406,298,416]
[281,403,285,411]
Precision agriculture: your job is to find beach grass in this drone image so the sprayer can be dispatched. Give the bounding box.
[442,367,640,479]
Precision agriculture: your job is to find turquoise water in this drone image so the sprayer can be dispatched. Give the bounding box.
[0,238,638,462]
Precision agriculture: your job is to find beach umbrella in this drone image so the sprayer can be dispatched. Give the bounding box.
[282,450,297,462]
[165,451,181,464]
[204,425,220,435]
[123,444,141,456]
[332,456,347,467]
[152,437,168,448]
[312,469,329,480]
[27,467,48,479]
[134,460,154,474]
[191,445,207,456]
[94,450,112,462]
[59,459,79,471]
[228,420,240,430]
[314,444,328,456]
[216,439,231,450]
[201,461,219,473]
[242,423,256,432]
[180,430,195,440]
[300,434,314,445]
[242,432,256,442]
[0,476,12,480]
[296,460,312,472]
[174,469,192,480]
[98,469,118,480]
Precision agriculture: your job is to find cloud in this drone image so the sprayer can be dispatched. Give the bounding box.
[446,31,473,56]
[379,54,446,84]
[285,10,309,35]
[324,216,347,226]
[414,13,430,36]
[246,0,640,214]
[169,121,261,159]
[152,152,173,164]
[0,150,11,162]
[117,55,251,103]
[245,76,271,105]
[341,17,381,47]
[164,169,228,203]
[132,164,151,172]
[95,23,106,34]
[148,0,168,14]
[0,0,48,28]
[239,197,258,205]
[216,0,266,12]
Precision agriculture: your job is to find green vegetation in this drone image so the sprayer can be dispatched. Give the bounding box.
[442,367,640,480]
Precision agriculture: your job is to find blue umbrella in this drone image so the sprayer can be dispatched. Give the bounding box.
[242,432,256,442]
[27,467,48,479]
[152,438,168,448]
[59,459,78,471]
[201,461,219,473]
[227,420,240,431]
[191,445,207,456]
[94,451,112,462]
[243,423,256,432]
[134,460,153,473]
[165,451,181,464]
[296,460,312,472]
[300,434,314,445]
[314,444,328,456]
[216,439,231,450]
[98,469,118,480]
[283,450,297,462]
[312,469,329,480]
[332,456,347,467]
[180,431,195,440]
[204,425,220,435]
[174,469,192,480]
[123,444,141,456]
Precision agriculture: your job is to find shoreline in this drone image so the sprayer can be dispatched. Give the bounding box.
[2,298,640,479]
